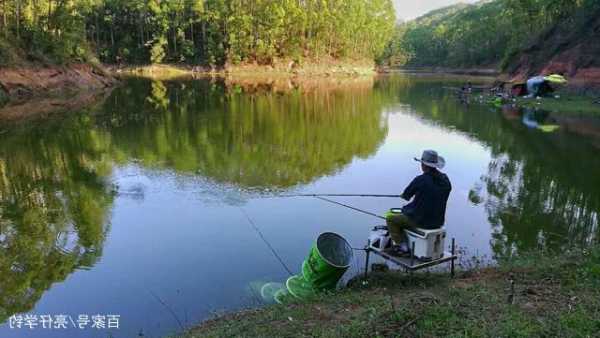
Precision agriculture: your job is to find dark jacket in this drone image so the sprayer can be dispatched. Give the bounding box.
[401,170,452,229]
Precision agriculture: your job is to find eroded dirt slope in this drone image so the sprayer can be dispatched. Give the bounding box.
[507,8,600,86]
[0,64,115,102]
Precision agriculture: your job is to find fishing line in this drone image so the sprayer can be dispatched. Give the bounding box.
[238,194,396,276]
[238,207,293,276]
[149,289,185,331]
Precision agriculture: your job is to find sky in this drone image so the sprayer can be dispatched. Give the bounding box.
[393,0,478,21]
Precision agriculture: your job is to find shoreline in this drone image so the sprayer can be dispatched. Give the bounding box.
[388,66,500,77]
[176,246,599,337]
[111,60,377,81]
[389,66,600,90]
[384,67,600,115]
[1,63,598,122]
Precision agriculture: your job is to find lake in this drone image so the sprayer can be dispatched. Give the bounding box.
[0,74,599,337]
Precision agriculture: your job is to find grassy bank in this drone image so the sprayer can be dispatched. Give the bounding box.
[474,89,600,116]
[179,246,599,337]
[514,95,600,116]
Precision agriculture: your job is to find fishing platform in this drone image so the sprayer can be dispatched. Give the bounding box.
[277,194,460,277]
[364,226,458,277]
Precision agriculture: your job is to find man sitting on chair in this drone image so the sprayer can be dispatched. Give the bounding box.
[386,150,452,254]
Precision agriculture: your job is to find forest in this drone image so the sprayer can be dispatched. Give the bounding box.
[380,0,600,69]
[0,0,395,66]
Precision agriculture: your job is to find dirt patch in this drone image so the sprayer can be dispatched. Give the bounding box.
[0,64,116,103]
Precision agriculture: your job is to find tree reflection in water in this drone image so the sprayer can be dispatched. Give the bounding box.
[98,78,389,190]
[0,114,114,322]
[477,150,599,257]
[0,76,390,321]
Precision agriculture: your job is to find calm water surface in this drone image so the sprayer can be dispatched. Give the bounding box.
[0,75,599,337]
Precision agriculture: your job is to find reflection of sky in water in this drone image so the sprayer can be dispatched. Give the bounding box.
[310,112,494,259]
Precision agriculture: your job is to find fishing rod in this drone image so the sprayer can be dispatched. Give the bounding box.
[275,193,402,198]
[315,196,387,220]
[312,197,424,236]
[262,193,402,220]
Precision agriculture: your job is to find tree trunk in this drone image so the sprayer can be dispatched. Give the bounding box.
[172,19,177,57]
[16,0,21,38]
[110,23,115,48]
[190,21,194,50]
[48,0,52,32]
[141,15,145,47]
[139,14,144,47]
[95,12,100,50]
[2,0,7,37]
[32,0,39,30]
[173,28,177,55]
[201,21,206,61]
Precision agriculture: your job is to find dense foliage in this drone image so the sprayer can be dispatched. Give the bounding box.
[0,0,395,66]
[380,0,600,69]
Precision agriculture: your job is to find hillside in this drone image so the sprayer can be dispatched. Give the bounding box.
[505,6,600,84]
[380,1,510,69]
[382,0,600,85]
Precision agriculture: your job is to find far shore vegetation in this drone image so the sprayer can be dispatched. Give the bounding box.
[380,0,599,72]
[0,0,394,69]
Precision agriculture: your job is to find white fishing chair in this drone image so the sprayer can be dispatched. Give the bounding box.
[404,227,446,260]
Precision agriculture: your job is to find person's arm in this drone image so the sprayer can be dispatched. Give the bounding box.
[401,177,421,201]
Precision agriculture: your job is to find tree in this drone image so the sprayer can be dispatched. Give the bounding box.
[0,0,397,66]
[381,0,596,69]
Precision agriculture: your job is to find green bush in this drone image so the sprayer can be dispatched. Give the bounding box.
[150,37,167,64]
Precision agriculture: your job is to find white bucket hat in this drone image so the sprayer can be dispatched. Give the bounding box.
[414,150,446,169]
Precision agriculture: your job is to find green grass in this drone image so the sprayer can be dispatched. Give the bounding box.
[515,95,600,115]
[177,246,600,337]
